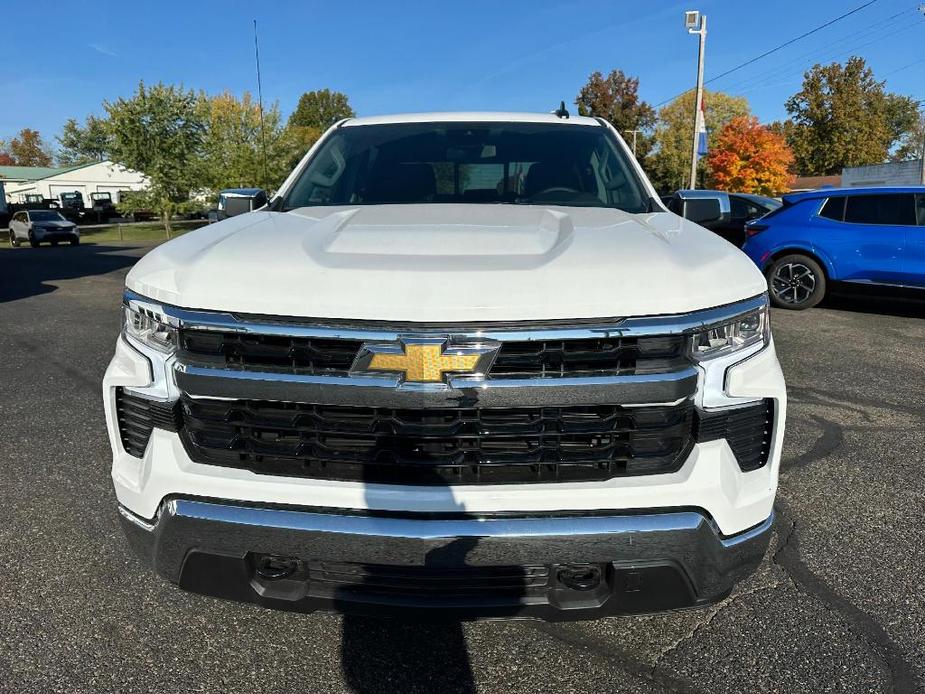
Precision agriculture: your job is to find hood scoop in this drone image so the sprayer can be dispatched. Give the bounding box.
[317,206,574,257]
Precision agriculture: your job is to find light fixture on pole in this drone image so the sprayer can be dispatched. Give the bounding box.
[686,10,707,189]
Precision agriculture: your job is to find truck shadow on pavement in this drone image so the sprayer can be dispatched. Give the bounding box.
[337,466,527,693]
[0,245,141,304]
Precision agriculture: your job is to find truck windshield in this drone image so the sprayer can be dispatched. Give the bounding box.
[282,122,649,212]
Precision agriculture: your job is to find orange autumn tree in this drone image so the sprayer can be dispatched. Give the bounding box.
[706,116,794,195]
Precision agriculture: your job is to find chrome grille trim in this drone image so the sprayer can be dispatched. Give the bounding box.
[175,364,700,408]
[124,290,768,341]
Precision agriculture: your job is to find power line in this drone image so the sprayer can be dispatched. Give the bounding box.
[723,18,924,98]
[719,7,915,94]
[654,0,880,107]
[706,0,879,84]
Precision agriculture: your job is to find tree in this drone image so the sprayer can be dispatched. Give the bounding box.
[575,70,656,159]
[287,89,355,132]
[783,57,918,175]
[8,129,53,166]
[0,140,13,166]
[648,90,750,193]
[887,98,924,162]
[57,116,112,166]
[705,116,794,195]
[106,82,206,235]
[283,123,323,170]
[200,91,294,192]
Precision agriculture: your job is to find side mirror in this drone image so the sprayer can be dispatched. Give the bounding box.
[684,198,724,226]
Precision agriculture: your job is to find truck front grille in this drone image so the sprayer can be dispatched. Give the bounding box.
[178,330,688,378]
[177,396,695,484]
[115,390,775,476]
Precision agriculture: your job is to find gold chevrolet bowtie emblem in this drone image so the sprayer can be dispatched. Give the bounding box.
[353,338,499,384]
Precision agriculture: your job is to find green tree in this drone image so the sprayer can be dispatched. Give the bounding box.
[283,123,323,170]
[886,97,923,162]
[287,89,355,132]
[200,91,293,192]
[575,70,656,159]
[57,116,111,166]
[8,129,53,166]
[648,90,750,193]
[105,82,206,235]
[783,57,918,175]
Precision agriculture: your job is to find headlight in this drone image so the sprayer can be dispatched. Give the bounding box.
[122,295,177,354]
[691,302,769,361]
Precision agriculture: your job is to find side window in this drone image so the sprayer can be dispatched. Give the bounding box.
[730,196,748,220]
[818,197,845,221]
[844,194,916,226]
[916,195,925,226]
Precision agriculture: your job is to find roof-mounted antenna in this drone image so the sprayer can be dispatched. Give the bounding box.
[554,100,570,119]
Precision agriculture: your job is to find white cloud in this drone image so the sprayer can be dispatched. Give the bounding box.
[88,43,118,58]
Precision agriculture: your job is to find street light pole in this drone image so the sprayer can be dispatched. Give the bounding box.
[686,11,707,189]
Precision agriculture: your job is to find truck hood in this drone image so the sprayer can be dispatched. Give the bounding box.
[126,204,767,322]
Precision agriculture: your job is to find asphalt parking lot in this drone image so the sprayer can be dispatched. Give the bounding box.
[1,242,923,694]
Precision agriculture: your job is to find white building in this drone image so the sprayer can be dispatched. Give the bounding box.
[0,160,148,204]
[841,159,925,187]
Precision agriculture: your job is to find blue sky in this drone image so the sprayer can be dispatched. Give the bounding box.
[1,0,923,149]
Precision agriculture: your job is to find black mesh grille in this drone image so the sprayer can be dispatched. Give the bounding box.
[694,399,774,471]
[115,388,181,458]
[309,562,551,597]
[179,331,362,375]
[178,330,688,379]
[177,396,695,484]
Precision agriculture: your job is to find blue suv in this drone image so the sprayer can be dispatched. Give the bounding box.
[742,186,925,309]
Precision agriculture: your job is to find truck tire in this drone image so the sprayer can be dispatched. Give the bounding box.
[28,233,39,248]
[70,237,80,246]
[9,231,20,247]
[766,254,826,310]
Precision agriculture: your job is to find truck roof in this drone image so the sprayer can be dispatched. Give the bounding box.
[342,111,602,127]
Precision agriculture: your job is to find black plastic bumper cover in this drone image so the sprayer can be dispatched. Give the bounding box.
[119,499,772,621]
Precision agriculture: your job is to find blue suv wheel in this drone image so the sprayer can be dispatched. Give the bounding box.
[766,253,827,309]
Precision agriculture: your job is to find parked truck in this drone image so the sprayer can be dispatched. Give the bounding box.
[106,111,786,621]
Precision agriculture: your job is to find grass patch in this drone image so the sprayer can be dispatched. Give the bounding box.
[78,220,208,244]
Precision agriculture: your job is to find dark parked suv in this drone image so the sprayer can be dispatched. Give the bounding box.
[667,190,781,246]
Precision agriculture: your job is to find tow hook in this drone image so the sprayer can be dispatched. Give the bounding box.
[557,564,602,591]
[254,555,299,580]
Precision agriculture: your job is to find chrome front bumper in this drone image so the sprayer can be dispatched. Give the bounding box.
[119,499,773,621]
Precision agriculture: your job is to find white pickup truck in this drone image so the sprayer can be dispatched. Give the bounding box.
[105,111,786,620]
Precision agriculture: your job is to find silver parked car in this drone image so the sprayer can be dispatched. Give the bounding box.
[9,210,80,247]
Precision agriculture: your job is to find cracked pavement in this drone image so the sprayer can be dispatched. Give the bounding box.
[1,244,923,693]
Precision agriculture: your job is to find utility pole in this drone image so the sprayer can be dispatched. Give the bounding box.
[686,11,707,189]
[624,129,641,157]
